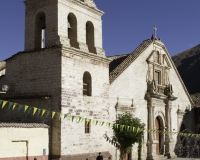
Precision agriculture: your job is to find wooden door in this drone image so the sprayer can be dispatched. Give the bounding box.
[155,117,160,154]
[126,152,131,160]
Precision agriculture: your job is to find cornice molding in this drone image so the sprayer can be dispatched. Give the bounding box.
[65,0,104,16]
[61,46,111,64]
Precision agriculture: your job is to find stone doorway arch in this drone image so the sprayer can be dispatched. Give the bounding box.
[155,116,164,155]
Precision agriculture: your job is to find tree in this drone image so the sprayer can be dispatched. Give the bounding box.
[107,112,145,160]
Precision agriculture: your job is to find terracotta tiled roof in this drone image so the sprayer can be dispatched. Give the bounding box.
[109,39,153,83]
[108,54,130,61]
[0,123,49,128]
[108,54,130,73]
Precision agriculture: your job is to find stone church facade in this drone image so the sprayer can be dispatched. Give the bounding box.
[0,0,192,160]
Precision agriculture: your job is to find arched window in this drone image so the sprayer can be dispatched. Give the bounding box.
[86,21,96,54]
[35,12,46,49]
[85,121,90,134]
[68,13,79,49]
[83,71,92,96]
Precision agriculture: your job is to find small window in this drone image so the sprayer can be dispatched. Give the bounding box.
[155,71,161,85]
[85,121,90,133]
[83,71,92,96]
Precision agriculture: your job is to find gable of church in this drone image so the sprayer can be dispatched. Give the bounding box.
[109,38,192,104]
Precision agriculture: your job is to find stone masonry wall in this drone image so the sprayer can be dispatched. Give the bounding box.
[24,0,59,51]
[0,47,62,157]
[60,47,112,158]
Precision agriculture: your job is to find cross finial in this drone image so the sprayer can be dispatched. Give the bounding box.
[153,26,157,38]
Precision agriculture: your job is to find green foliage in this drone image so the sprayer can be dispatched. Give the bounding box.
[112,112,145,160]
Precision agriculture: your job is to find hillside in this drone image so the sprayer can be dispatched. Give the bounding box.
[172,44,200,94]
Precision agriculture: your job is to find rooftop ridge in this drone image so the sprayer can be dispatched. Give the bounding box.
[109,39,153,83]
[0,122,49,128]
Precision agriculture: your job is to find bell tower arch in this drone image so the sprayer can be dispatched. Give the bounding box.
[24,0,105,56]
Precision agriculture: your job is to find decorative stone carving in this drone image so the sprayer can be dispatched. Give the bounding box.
[84,0,97,8]
[147,80,157,94]
[146,64,153,82]
[164,84,177,100]
[165,70,170,85]
[115,98,136,117]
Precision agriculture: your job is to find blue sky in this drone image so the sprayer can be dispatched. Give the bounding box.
[0,0,200,61]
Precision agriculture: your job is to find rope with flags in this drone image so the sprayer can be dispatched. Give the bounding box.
[0,99,199,137]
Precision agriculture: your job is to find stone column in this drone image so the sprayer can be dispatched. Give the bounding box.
[164,99,171,158]
[147,97,154,160]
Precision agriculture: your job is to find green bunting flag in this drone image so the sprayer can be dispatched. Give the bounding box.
[101,121,104,126]
[27,107,32,114]
[18,104,23,112]
[64,114,67,119]
[8,102,13,110]
[72,115,75,122]
[46,110,51,117]
[124,125,127,131]
[96,120,98,125]
[56,112,60,118]
[0,100,2,105]
[37,108,41,116]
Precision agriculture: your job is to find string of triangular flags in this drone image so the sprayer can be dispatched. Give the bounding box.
[103,134,120,148]
[0,99,199,137]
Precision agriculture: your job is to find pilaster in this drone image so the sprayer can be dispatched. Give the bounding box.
[146,97,154,160]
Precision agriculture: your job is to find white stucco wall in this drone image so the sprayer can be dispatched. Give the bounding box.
[0,126,49,159]
[109,41,192,159]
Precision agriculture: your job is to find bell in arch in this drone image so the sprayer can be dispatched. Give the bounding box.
[68,22,71,29]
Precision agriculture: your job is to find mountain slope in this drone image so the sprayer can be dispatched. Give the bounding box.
[172,44,200,94]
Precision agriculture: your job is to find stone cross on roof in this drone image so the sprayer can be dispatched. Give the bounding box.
[153,26,157,38]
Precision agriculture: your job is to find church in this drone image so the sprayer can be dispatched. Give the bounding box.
[0,0,192,160]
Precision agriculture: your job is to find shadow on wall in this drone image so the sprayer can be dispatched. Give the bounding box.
[174,107,200,158]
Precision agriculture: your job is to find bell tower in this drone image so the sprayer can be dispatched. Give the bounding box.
[24,0,105,56]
